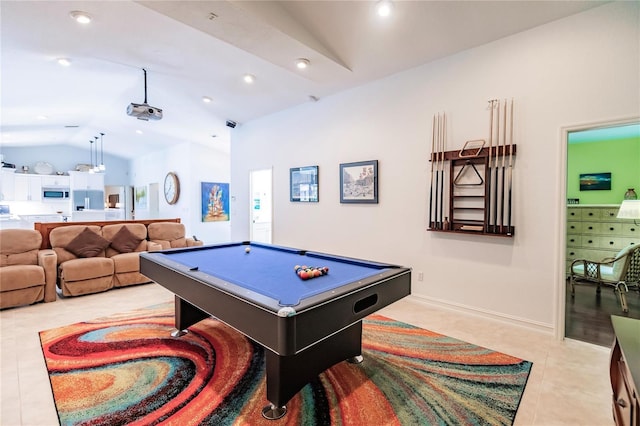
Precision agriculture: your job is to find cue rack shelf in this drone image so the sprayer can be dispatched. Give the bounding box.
[428,144,516,237]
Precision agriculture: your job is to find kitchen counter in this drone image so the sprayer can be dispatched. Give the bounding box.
[71,210,106,221]
[0,217,27,230]
[0,214,63,230]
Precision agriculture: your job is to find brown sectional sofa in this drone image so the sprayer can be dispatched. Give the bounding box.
[46,221,202,298]
[148,222,203,249]
[0,229,57,309]
[50,224,145,296]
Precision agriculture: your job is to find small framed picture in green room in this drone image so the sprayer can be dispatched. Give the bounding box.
[579,172,611,191]
[290,165,319,202]
[340,160,378,204]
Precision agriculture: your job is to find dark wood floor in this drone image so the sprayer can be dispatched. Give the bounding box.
[565,279,640,347]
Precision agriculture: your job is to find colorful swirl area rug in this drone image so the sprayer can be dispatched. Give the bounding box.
[40,302,532,426]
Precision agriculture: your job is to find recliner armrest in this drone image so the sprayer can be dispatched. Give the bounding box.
[147,241,164,252]
[37,249,58,302]
[186,238,204,247]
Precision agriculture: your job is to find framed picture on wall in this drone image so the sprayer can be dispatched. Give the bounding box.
[134,185,148,211]
[579,172,611,191]
[201,182,230,222]
[340,160,378,204]
[290,165,319,202]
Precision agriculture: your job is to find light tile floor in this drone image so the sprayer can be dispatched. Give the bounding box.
[0,284,614,425]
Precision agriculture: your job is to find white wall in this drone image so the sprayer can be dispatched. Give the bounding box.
[230,2,640,333]
[131,141,231,244]
[0,145,130,186]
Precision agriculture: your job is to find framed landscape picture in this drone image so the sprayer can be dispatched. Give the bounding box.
[579,172,611,191]
[290,165,319,202]
[340,160,378,204]
[134,185,148,211]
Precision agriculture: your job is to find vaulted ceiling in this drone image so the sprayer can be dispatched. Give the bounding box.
[1,1,607,160]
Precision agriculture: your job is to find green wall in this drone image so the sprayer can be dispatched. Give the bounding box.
[567,137,640,204]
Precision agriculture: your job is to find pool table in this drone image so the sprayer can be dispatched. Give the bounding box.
[140,242,411,419]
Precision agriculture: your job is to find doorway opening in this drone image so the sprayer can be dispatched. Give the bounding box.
[562,120,640,346]
[148,183,159,219]
[250,168,273,243]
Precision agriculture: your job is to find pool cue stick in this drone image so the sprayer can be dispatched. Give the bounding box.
[500,99,507,234]
[436,113,442,229]
[507,99,514,235]
[439,112,445,229]
[434,114,440,229]
[429,114,436,229]
[486,100,495,233]
[492,100,501,233]
[436,113,444,229]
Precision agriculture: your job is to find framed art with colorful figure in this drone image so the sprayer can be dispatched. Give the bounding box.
[201,182,230,222]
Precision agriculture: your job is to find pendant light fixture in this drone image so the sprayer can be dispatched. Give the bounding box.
[99,132,106,171]
[93,136,100,172]
[89,139,95,173]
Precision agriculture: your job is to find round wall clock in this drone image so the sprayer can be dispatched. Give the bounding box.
[164,172,180,205]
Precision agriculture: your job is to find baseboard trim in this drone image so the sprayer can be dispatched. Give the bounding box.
[406,294,555,335]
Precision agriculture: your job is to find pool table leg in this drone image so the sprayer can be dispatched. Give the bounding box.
[262,320,363,420]
[171,295,210,336]
[348,355,364,364]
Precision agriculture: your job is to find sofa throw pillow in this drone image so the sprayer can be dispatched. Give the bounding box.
[110,226,143,253]
[65,227,110,258]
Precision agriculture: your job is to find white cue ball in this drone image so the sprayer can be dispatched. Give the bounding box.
[245,247,251,253]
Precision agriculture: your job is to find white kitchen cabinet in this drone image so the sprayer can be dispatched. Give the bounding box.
[41,175,70,187]
[0,169,16,201]
[69,171,104,190]
[14,174,42,201]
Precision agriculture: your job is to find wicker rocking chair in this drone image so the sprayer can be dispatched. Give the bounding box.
[569,244,640,313]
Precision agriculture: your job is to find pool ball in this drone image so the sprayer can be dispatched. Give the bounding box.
[245,247,251,253]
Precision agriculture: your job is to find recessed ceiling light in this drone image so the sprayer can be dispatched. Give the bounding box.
[36,115,48,120]
[296,58,310,69]
[202,96,212,103]
[243,74,255,84]
[69,11,92,24]
[136,130,143,134]
[57,58,72,67]
[376,0,394,17]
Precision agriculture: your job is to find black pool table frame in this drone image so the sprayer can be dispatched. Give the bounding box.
[140,243,411,419]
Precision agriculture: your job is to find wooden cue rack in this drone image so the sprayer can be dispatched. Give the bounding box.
[428,144,516,237]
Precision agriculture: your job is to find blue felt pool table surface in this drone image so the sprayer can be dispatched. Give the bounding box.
[158,242,393,307]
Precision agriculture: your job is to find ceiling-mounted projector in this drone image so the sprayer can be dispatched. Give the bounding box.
[127,68,163,121]
[127,103,163,121]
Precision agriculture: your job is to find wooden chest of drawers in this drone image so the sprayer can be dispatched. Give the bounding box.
[567,205,640,274]
[611,316,639,426]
